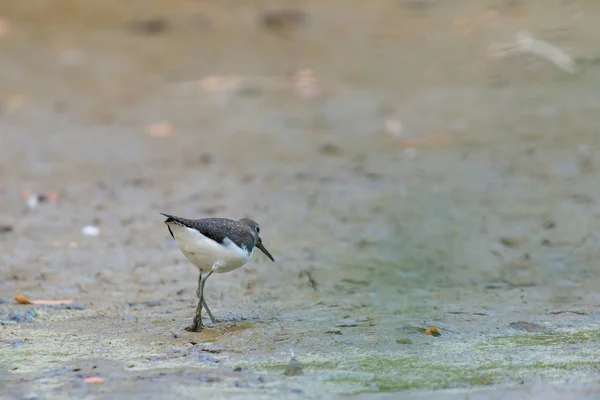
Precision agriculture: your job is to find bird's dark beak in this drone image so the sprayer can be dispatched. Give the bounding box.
[256,240,274,262]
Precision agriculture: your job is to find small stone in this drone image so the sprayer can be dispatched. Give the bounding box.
[199,153,214,165]
[283,356,303,376]
[318,143,343,156]
[425,326,441,337]
[130,18,168,35]
[200,345,224,354]
[65,304,86,310]
[233,366,242,372]
[10,314,22,322]
[83,376,105,384]
[81,225,100,236]
[396,338,413,344]
[509,321,549,333]
[0,224,13,233]
[499,237,523,248]
[197,353,218,364]
[14,294,32,304]
[261,9,306,32]
[542,219,556,229]
[199,375,220,383]
[337,319,358,328]
[9,310,37,323]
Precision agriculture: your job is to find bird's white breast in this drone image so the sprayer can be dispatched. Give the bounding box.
[168,223,253,273]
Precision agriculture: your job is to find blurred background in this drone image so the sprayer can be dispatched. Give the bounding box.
[2,0,600,397]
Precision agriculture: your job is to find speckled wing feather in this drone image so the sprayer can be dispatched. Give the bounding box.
[161,213,256,251]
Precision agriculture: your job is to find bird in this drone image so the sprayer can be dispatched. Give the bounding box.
[160,213,275,331]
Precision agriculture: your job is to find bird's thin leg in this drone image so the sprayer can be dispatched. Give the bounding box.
[186,271,204,332]
[200,271,216,324]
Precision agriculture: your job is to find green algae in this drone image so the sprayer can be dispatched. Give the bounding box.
[244,347,600,395]
[478,330,600,349]
[326,372,496,394]
[324,360,600,394]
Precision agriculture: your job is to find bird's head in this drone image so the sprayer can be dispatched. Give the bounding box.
[238,218,275,262]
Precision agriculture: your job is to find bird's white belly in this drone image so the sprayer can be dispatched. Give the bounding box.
[169,223,253,273]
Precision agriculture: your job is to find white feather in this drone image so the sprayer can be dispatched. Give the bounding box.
[168,222,253,273]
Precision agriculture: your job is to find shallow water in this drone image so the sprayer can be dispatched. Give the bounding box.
[2,1,600,398]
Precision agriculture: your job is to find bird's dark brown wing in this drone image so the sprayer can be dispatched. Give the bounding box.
[160,213,255,250]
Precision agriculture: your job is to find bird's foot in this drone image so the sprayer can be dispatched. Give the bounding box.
[185,313,205,332]
[184,317,218,331]
[185,321,204,332]
[184,324,204,332]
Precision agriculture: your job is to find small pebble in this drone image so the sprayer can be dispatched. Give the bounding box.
[66,304,86,310]
[499,237,523,248]
[337,319,358,328]
[198,354,218,364]
[0,224,13,233]
[199,153,214,165]
[130,18,168,35]
[81,225,100,236]
[200,345,224,354]
[509,321,549,333]
[261,9,306,32]
[542,219,557,229]
[21,393,41,400]
[318,143,343,156]
[396,338,413,344]
[283,357,303,376]
[83,376,105,384]
[11,310,38,323]
[425,326,441,337]
[199,375,220,383]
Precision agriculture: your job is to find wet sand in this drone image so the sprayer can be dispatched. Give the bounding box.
[2,1,600,398]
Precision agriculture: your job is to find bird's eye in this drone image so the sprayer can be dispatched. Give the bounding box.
[255,226,260,234]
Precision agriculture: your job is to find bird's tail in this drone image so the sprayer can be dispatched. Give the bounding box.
[160,213,189,227]
[160,212,175,222]
[160,213,176,239]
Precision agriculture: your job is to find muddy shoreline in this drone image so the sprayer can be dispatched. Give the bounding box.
[2,1,600,398]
